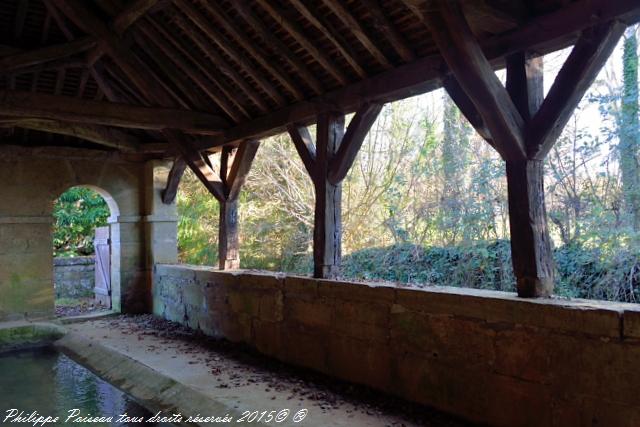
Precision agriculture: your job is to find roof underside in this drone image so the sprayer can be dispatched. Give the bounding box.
[0,0,639,158]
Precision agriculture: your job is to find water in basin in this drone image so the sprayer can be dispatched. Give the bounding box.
[0,347,171,426]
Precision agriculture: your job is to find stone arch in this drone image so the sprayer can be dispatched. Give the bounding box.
[53,185,122,312]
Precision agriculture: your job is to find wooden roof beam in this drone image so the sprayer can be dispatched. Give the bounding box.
[199,1,305,101]
[0,37,96,74]
[287,124,317,178]
[289,0,367,78]
[0,90,228,134]
[320,0,392,68]
[53,0,234,203]
[0,117,141,152]
[175,0,285,107]
[232,1,324,95]
[161,156,187,204]
[144,17,249,122]
[226,140,261,201]
[196,0,640,149]
[112,0,160,35]
[255,0,349,86]
[172,12,269,114]
[328,102,383,184]
[359,0,415,62]
[425,0,526,161]
[527,21,626,159]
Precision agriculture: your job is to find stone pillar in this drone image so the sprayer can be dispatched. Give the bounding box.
[143,160,179,315]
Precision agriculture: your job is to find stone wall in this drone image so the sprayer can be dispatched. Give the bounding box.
[53,257,95,299]
[154,264,640,427]
[0,146,178,321]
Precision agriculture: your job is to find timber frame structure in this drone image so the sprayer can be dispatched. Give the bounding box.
[1,0,639,297]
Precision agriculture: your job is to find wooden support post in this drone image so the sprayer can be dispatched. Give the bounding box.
[432,0,625,297]
[217,140,260,270]
[219,198,240,270]
[289,104,381,279]
[505,52,554,296]
[506,159,554,296]
[313,112,345,279]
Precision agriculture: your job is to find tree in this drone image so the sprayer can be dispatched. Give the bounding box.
[53,187,109,257]
[619,27,640,230]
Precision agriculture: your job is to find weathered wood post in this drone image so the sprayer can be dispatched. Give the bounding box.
[289,103,382,279]
[160,141,260,271]
[217,141,260,270]
[504,54,554,296]
[427,0,625,296]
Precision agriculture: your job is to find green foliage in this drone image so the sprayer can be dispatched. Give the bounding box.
[342,241,515,292]
[176,28,640,303]
[53,188,109,257]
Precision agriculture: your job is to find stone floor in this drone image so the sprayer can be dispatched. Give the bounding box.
[66,315,477,427]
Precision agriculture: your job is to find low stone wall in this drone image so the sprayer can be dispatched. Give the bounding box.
[153,264,640,427]
[53,257,95,299]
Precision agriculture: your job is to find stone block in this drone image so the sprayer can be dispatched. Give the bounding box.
[318,279,396,304]
[252,319,284,359]
[282,324,329,374]
[228,289,261,317]
[238,271,284,291]
[332,300,390,342]
[218,311,253,344]
[327,334,392,391]
[395,287,622,338]
[493,326,552,384]
[283,275,318,300]
[284,299,332,329]
[623,308,640,339]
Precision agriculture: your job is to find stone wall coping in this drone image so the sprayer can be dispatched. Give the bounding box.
[156,263,640,339]
[54,256,95,266]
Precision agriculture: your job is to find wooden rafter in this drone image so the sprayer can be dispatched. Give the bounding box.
[0,117,140,152]
[14,0,29,40]
[172,12,269,113]
[226,140,261,201]
[196,0,639,150]
[232,0,324,95]
[289,0,367,79]
[527,21,626,159]
[200,1,305,101]
[288,103,381,186]
[54,0,176,108]
[287,124,317,178]
[132,34,204,110]
[320,0,392,69]
[52,0,242,205]
[255,0,349,86]
[0,90,228,134]
[175,0,285,107]
[162,156,187,204]
[145,17,249,122]
[112,0,159,35]
[328,102,383,184]
[359,0,415,62]
[0,37,96,74]
[425,0,526,161]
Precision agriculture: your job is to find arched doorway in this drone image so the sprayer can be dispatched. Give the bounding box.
[52,186,121,317]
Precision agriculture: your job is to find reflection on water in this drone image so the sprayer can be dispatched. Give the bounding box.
[0,348,172,426]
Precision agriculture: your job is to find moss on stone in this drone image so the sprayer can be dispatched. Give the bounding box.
[0,323,66,352]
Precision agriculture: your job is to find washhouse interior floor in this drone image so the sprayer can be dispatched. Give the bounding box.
[66,315,476,427]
